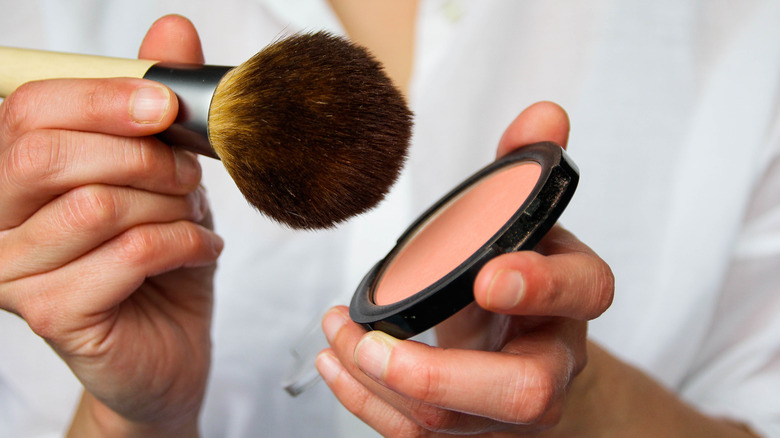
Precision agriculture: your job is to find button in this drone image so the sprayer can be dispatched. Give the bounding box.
[441,0,465,23]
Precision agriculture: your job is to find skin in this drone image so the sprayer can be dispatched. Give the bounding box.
[326,0,418,97]
[0,15,219,437]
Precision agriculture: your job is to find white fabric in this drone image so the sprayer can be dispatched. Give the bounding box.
[1,1,779,437]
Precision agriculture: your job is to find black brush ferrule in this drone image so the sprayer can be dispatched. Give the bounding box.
[144,63,233,160]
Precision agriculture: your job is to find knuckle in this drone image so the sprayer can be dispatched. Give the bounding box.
[504,365,559,424]
[82,80,121,125]
[0,83,36,138]
[122,138,158,178]
[388,363,467,433]
[120,139,180,190]
[116,223,212,269]
[18,294,59,340]
[392,360,443,403]
[60,185,120,233]
[4,131,60,187]
[116,227,158,267]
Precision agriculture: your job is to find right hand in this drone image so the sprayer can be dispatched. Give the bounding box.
[0,15,221,436]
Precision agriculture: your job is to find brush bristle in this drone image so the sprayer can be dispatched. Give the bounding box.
[207,32,412,229]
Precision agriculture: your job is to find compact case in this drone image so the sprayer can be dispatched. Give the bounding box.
[349,141,579,339]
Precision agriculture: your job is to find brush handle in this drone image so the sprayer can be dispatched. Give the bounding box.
[0,46,230,160]
[0,46,157,97]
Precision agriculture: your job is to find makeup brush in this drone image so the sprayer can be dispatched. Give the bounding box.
[0,32,412,229]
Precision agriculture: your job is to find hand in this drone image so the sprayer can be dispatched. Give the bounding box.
[0,15,220,437]
[316,102,615,436]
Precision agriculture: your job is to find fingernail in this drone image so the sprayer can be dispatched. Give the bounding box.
[354,331,398,380]
[315,352,342,384]
[486,269,525,310]
[174,149,201,186]
[322,308,349,343]
[130,86,171,123]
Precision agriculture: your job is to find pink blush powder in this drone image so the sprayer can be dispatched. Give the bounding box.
[374,162,542,306]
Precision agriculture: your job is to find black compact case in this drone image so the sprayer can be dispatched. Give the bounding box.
[349,142,579,339]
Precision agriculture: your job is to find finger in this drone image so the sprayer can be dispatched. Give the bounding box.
[4,220,223,330]
[0,185,208,282]
[353,332,568,426]
[139,15,205,64]
[532,224,600,257]
[315,351,430,438]
[0,130,201,229]
[501,318,589,379]
[496,101,570,157]
[0,77,178,147]
[322,307,537,433]
[474,226,614,320]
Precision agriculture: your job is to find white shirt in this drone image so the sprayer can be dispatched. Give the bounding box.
[1,1,779,437]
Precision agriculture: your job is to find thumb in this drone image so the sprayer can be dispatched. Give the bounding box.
[496,101,570,157]
[138,14,205,64]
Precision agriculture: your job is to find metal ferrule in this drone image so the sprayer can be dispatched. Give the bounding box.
[143,63,233,159]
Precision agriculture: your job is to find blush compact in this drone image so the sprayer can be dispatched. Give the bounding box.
[284,141,579,396]
[349,142,579,339]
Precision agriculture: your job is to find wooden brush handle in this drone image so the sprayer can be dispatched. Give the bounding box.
[0,46,158,97]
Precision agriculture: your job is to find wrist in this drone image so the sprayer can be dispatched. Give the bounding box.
[68,391,200,438]
[547,341,759,437]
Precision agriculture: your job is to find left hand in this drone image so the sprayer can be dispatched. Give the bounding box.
[317,102,615,436]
